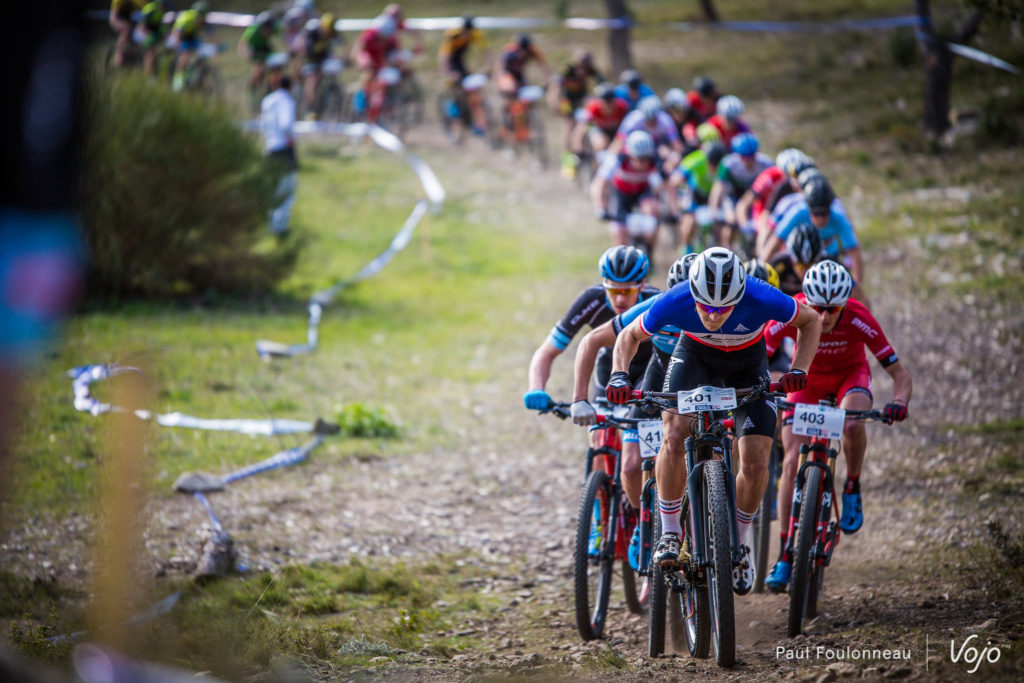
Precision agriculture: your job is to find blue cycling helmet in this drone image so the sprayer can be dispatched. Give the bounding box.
[731,132,759,156]
[600,245,649,283]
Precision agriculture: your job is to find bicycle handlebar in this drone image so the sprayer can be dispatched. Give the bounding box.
[774,399,894,425]
[538,401,647,429]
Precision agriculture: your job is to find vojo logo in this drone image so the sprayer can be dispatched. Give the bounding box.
[950,634,1003,674]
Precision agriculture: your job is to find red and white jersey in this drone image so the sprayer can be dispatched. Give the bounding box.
[581,97,630,132]
[765,296,899,372]
[598,153,657,195]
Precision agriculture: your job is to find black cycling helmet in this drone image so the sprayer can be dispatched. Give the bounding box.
[693,75,716,97]
[705,141,727,166]
[786,221,824,266]
[594,82,614,100]
[462,14,475,30]
[620,69,642,89]
[802,175,835,214]
[791,160,818,182]
[517,33,532,49]
[599,245,650,283]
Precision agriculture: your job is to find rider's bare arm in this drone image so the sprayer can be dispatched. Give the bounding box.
[590,174,609,214]
[883,360,913,405]
[527,340,563,392]
[847,246,865,284]
[708,178,726,214]
[611,318,651,375]
[789,301,823,373]
[572,322,617,401]
[759,231,785,263]
[734,189,755,227]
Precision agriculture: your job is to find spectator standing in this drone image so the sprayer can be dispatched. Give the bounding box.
[261,57,298,235]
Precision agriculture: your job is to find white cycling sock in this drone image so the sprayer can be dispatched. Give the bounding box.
[737,507,756,546]
[659,496,683,537]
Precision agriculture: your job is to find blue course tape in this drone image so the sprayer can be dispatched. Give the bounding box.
[221,437,323,485]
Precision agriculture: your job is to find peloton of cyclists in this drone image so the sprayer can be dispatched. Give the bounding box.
[763,260,912,592]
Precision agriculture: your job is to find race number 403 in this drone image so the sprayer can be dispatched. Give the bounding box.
[677,386,737,413]
[637,420,662,458]
[792,403,845,439]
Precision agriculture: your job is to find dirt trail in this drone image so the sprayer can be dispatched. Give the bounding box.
[5,116,1021,681]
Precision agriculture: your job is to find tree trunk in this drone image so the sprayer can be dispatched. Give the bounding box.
[698,0,720,22]
[604,0,633,74]
[915,0,984,138]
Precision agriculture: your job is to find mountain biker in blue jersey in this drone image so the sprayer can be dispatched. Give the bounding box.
[607,247,822,594]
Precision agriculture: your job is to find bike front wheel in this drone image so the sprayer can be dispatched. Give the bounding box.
[788,464,823,637]
[574,469,615,640]
[647,481,666,656]
[679,495,711,658]
[704,459,736,667]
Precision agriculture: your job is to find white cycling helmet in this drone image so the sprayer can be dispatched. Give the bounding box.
[624,130,656,159]
[688,247,746,307]
[637,95,662,121]
[305,17,320,31]
[775,148,815,178]
[667,253,697,288]
[716,94,744,120]
[802,260,853,307]
[664,87,688,110]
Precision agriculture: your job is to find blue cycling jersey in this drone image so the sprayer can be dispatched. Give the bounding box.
[639,277,797,351]
[775,205,858,257]
[613,83,655,109]
[614,295,680,355]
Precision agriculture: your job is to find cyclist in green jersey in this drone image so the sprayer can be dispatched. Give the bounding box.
[666,139,727,252]
[238,12,277,99]
[170,1,211,92]
[139,0,170,77]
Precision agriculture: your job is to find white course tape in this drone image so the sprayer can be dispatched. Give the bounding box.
[69,364,316,435]
[250,121,444,359]
[947,41,1020,74]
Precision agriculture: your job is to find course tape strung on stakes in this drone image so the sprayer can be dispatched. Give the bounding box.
[69,363,317,435]
[248,121,444,360]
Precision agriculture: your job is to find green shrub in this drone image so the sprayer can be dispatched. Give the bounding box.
[333,403,399,438]
[79,74,296,298]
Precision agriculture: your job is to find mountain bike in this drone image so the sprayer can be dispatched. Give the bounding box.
[437,73,495,146]
[540,400,643,640]
[632,379,781,667]
[775,397,893,637]
[180,42,224,99]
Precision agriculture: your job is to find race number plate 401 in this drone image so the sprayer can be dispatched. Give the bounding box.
[637,419,662,459]
[792,403,846,439]
[677,386,737,413]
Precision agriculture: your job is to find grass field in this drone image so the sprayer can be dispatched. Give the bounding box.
[5,0,1024,678]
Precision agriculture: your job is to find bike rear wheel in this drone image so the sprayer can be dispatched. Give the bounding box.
[647,481,666,656]
[574,469,615,640]
[704,459,736,667]
[788,465,823,637]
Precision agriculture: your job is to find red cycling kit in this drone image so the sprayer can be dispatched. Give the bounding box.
[581,97,630,136]
[357,28,397,70]
[764,295,899,413]
[749,166,786,219]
